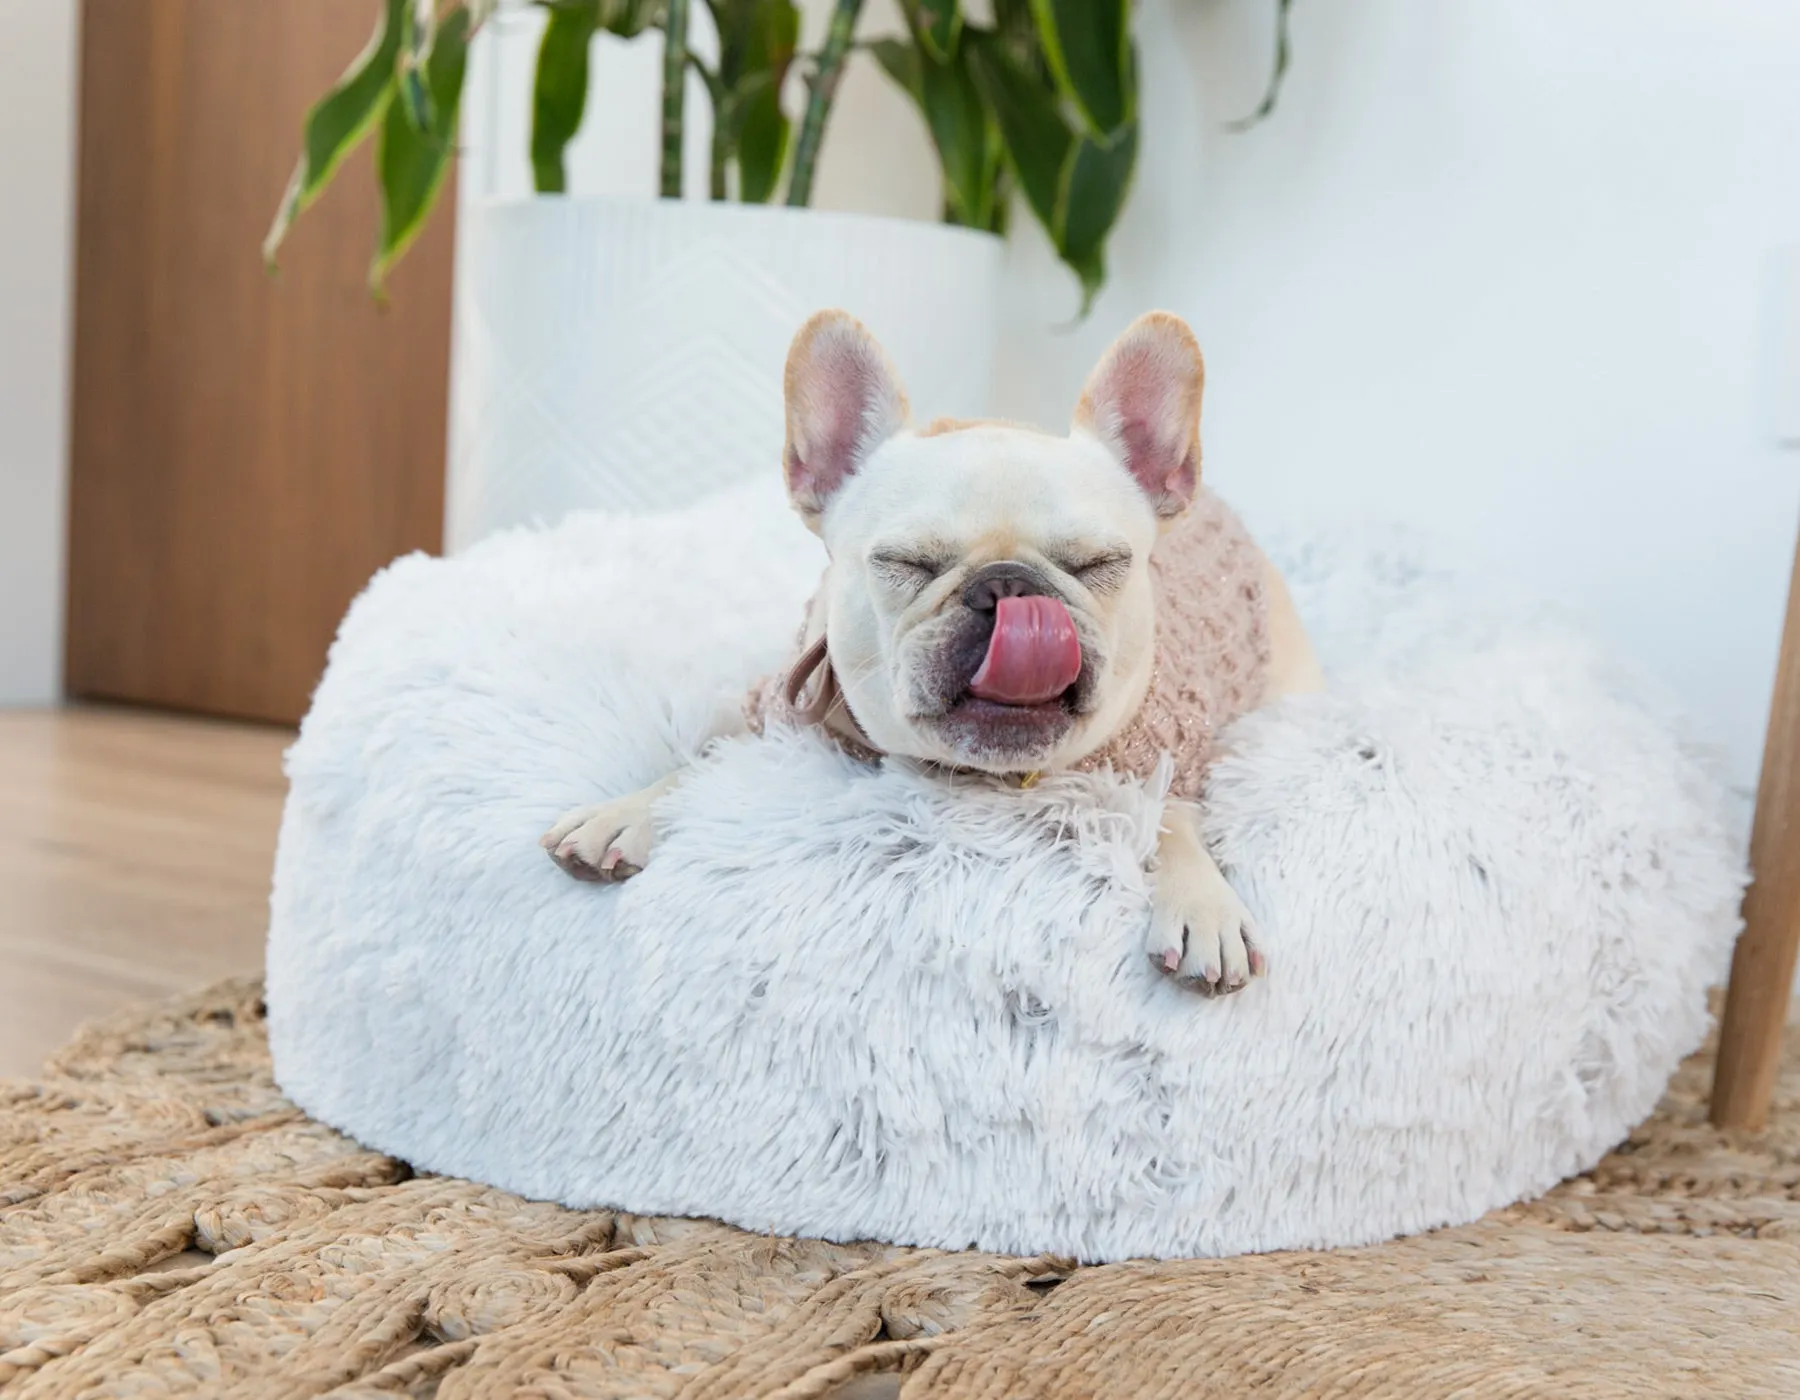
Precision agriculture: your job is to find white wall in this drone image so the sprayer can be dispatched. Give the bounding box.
[997,0,1800,792]
[461,0,1800,791]
[0,0,79,705]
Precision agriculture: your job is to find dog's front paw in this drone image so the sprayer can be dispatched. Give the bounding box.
[1147,877,1266,997]
[541,796,657,883]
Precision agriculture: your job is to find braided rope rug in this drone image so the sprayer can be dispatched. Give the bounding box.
[3,981,1796,1398]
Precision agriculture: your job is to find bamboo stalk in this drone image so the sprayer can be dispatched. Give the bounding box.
[660,0,690,198]
[709,93,731,200]
[709,132,730,199]
[785,0,863,208]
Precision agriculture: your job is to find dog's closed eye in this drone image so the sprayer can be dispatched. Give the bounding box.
[870,550,951,594]
[1061,548,1133,593]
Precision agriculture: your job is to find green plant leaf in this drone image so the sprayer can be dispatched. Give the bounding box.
[399,60,436,135]
[967,26,1134,311]
[910,46,999,228]
[1229,0,1292,130]
[371,6,471,292]
[966,29,1070,233]
[263,0,406,269]
[399,0,437,134]
[1054,118,1136,312]
[706,0,796,201]
[707,0,793,80]
[1028,0,1130,138]
[751,0,800,77]
[739,0,799,199]
[876,36,998,226]
[599,0,660,36]
[910,0,961,62]
[870,36,922,99]
[531,0,601,192]
[735,80,788,202]
[990,0,1044,71]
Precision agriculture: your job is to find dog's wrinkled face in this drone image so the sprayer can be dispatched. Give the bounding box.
[783,310,1206,774]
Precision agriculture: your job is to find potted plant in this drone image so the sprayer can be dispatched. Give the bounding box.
[268,0,1282,542]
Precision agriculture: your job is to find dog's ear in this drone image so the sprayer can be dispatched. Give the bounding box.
[1073,312,1205,518]
[783,310,910,526]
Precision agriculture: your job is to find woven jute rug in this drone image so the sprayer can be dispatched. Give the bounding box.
[2,981,1797,1399]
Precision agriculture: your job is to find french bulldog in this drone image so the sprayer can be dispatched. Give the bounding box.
[543,310,1322,995]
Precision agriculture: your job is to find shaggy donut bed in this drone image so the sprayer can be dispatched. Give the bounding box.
[3,982,1797,1398]
[266,478,1746,1262]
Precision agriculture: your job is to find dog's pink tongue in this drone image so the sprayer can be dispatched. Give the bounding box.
[968,595,1082,705]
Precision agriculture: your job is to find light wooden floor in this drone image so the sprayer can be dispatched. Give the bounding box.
[0,707,292,1078]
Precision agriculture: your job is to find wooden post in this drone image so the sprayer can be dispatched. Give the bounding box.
[1712,526,1800,1129]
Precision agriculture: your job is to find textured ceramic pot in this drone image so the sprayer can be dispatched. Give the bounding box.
[445,195,1003,548]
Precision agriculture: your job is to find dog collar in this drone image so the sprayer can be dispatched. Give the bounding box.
[782,634,885,761]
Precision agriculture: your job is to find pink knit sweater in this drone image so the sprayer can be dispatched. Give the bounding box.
[746,490,1270,799]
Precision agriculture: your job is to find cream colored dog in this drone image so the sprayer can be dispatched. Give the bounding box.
[544,310,1321,995]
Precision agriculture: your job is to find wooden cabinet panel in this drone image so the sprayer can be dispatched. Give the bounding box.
[66,0,455,724]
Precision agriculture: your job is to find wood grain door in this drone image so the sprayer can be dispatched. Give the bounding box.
[65,0,456,725]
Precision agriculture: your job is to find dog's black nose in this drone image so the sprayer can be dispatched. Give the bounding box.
[962,561,1054,612]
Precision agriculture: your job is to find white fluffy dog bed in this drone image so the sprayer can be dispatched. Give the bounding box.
[266,477,1745,1262]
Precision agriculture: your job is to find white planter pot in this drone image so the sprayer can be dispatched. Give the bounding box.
[446,196,1003,549]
